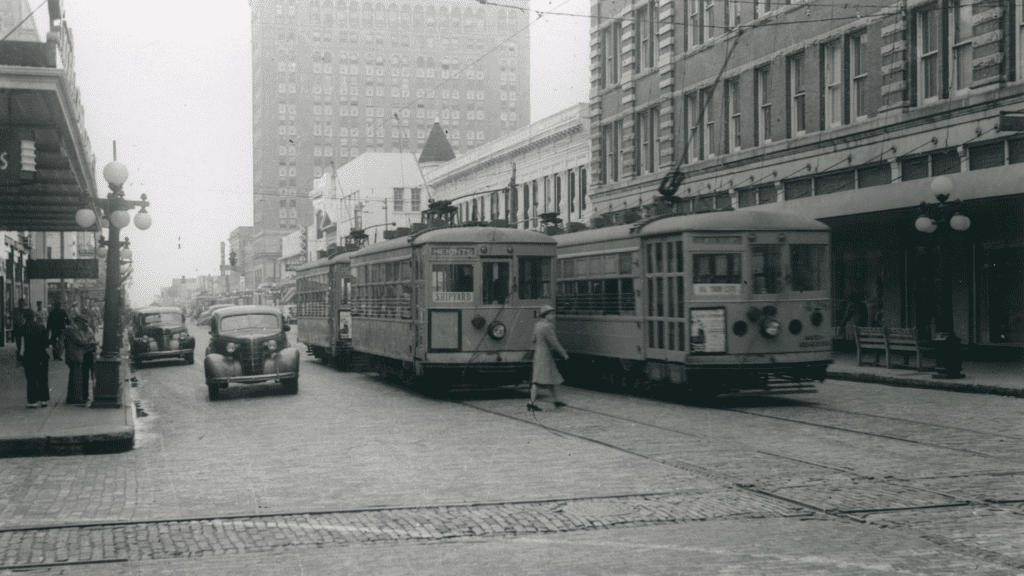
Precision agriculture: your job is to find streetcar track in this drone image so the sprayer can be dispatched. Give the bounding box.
[725,408,1001,457]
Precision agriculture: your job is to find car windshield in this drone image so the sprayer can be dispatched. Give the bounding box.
[142,313,183,326]
[220,314,280,332]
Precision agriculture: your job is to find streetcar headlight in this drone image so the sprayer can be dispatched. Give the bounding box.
[226,343,238,354]
[265,340,278,351]
[761,319,781,338]
[488,321,506,340]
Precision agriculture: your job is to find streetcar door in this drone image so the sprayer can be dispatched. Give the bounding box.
[643,237,687,361]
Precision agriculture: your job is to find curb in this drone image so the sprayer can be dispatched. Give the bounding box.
[827,370,1024,398]
[0,368,135,458]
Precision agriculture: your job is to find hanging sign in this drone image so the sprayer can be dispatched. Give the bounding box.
[0,134,20,185]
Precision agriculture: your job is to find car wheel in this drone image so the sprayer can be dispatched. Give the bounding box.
[282,377,298,395]
[207,382,220,401]
[185,352,195,365]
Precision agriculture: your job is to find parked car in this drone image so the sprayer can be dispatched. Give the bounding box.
[203,305,299,400]
[128,307,196,367]
[197,304,232,327]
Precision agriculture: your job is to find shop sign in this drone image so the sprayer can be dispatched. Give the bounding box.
[0,134,20,185]
[26,259,99,280]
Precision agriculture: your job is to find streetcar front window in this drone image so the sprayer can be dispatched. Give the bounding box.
[693,253,742,285]
[432,264,474,294]
[483,261,510,305]
[518,257,551,300]
[751,245,782,294]
[791,244,827,291]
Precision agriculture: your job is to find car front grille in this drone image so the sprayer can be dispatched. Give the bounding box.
[237,345,265,375]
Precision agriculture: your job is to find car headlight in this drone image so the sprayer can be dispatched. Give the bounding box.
[265,340,278,351]
[761,319,781,338]
[226,342,238,354]
[488,322,506,340]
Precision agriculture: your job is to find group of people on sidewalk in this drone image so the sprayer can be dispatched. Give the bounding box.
[11,299,98,409]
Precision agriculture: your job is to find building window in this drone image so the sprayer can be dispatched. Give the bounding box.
[754,0,769,19]
[411,188,421,212]
[726,77,741,153]
[849,32,868,120]
[603,122,621,182]
[951,1,973,94]
[393,187,404,212]
[916,5,942,103]
[636,0,657,71]
[687,0,702,49]
[702,87,716,159]
[580,167,588,211]
[602,23,621,87]
[725,0,740,29]
[823,40,843,127]
[755,66,772,145]
[789,52,806,136]
[703,0,716,43]
[686,92,701,162]
[635,106,659,174]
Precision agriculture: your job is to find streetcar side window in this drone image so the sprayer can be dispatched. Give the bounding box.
[518,257,551,300]
[482,261,510,305]
[751,245,782,294]
[692,254,742,285]
[790,244,827,291]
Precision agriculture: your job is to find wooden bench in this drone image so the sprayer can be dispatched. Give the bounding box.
[854,327,887,367]
[885,327,929,371]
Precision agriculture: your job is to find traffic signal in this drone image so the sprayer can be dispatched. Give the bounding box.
[300,227,308,251]
[229,251,237,267]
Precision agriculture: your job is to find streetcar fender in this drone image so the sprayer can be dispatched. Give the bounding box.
[263,347,300,375]
[204,354,242,381]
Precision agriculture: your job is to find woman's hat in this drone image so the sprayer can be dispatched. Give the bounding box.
[539,305,555,318]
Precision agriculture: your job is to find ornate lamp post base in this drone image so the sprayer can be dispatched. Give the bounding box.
[92,357,124,407]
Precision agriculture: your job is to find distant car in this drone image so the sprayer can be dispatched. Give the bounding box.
[128,307,196,367]
[197,304,232,327]
[203,305,299,400]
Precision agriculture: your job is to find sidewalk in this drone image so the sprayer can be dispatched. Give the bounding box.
[0,343,134,458]
[828,350,1024,397]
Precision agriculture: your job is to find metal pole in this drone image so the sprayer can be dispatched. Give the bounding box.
[93,190,123,408]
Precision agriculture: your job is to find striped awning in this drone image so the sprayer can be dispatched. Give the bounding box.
[279,286,296,304]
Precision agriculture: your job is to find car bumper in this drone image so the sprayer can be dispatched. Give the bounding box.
[133,350,192,361]
[208,371,298,385]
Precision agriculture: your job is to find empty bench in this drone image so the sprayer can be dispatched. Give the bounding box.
[854,327,930,370]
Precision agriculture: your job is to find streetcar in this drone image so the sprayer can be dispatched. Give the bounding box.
[349,226,556,389]
[555,210,831,398]
[294,252,353,368]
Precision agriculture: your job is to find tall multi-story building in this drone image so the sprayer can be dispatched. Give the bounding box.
[590,1,1024,353]
[249,0,531,287]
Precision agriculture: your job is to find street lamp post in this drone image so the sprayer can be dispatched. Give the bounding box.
[75,160,151,407]
[915,176,971,379]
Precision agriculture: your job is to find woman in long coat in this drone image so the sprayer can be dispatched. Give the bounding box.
[529,305,569,411]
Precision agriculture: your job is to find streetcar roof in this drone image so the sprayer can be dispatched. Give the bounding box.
[639,210,830,236]
[328,252,351,264]
[557,210,828,247]
[352,226,555,258]
[294,258,331,273]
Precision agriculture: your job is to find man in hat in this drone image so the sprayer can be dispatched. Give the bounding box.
[12,298,30,362]
[47,300,69,361]
[21,309,50,408]
[528,304,569,411]
[63,314,96,405]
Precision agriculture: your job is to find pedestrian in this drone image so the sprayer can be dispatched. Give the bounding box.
[47,300,69,361]
[528,304,569,412]
[22,309,50,408]
[12,298,30,363]
[35,301,48,328]
[63,314,96,405]
[841,292,869,341]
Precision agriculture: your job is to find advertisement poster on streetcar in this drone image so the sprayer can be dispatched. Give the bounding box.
[690,308,726,354]
[338,311,351,339]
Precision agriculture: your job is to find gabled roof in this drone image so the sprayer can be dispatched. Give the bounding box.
[418,121,455,163]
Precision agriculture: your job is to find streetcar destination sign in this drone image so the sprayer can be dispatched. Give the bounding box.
[431,247,475,257]
[434,291,473,303]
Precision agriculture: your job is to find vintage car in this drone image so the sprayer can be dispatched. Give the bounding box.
[197,304,233,327]
[129,307,196,367]
[204,305,299,400]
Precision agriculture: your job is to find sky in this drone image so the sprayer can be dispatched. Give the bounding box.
[29,0,591,304]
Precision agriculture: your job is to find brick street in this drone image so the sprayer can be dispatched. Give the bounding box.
[1,331,1023,574]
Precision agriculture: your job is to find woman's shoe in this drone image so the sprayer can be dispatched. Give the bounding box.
[39,402,47,407]
[554,402,567,408]
[527,403,542,411]
[26,402,39,409]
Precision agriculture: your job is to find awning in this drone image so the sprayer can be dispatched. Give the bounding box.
[279,286,296,304]
[0,11,98,232]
